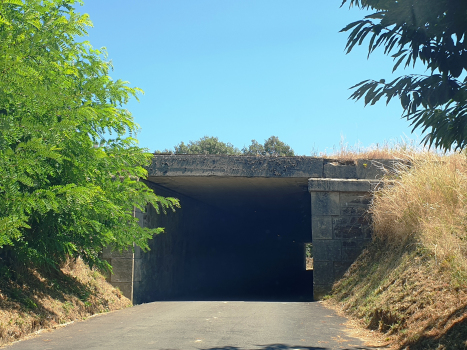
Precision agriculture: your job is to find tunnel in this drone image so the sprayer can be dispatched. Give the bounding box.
[134,175,313,303]
[105,155,382,304]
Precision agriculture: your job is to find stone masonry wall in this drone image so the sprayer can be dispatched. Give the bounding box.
[309,179,380,300]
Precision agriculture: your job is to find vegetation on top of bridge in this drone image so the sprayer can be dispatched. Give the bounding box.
[157,135,295,157]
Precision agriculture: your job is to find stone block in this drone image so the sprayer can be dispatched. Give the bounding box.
[313,284,333,300]
[313,240,341,262]
[102,246,134,259]
[110,258,133,283]
[111,282,132,301]
[310,192,339,216]
[334,261,352,280]
[342,239,370,261]
[309,178,374,192]
[312,216,333,240]
[356,159,398,179]
[323,163,357,179]
[313,261,335,286]
[340,192,372,216]
[332,216,370,239]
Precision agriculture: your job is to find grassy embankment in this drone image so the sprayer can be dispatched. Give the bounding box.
[0,258,131,347]
[324,146,467,350]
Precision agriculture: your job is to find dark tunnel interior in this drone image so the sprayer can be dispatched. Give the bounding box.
[134,177,313,304]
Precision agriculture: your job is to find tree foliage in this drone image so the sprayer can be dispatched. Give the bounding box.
[0,0,179,269]
[172,136,241,155]
[341,0,467,150]
[242,136,295,156]
[163,135,295,156]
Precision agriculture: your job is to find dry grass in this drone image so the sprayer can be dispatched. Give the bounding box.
[0,258,131,347]
[327,151,467,350]
[316,138,429,162]
[371,152,467,279]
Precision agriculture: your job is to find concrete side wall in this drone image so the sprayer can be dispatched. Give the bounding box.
[309,179,378,300]
[133,183,219,303]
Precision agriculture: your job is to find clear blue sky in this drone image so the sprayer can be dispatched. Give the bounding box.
[77,1,427,156]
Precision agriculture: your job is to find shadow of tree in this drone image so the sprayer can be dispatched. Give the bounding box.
[0,260,119,345]
[200,343,382,350]
[400,306,467,350]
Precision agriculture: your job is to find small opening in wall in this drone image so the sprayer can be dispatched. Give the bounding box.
[305,243,313,270]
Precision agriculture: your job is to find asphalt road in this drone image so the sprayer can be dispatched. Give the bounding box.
[6,301,380,350]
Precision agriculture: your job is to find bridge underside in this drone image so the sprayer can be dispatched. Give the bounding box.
[134,176,312,303]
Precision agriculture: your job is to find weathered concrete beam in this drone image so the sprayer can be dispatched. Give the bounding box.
[308,178,381,192]
[149,155,324,178]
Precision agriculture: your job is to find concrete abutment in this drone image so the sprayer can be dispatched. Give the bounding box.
[106,156,396,303]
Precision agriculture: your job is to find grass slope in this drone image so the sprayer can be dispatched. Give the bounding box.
[0,258,131,347]
[327,152,467,350]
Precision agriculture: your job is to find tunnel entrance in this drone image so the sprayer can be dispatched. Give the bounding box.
[106,155,382,303]
[134,177,312,303]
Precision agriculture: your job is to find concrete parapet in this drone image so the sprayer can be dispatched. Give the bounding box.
[149,155,324,178]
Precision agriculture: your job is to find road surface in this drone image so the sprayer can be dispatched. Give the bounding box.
[6,301,380,350]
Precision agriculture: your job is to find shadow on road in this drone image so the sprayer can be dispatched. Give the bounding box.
[159,295,314,302]
[200,344,380,350]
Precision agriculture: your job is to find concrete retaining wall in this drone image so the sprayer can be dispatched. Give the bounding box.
[309,179,379,299]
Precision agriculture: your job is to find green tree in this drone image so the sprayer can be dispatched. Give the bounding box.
[169,136,241,155]
[243,136,295,156]
[0,0,179,269]
[341,0,467,150]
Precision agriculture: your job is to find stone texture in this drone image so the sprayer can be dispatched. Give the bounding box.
[339,193,372,216]
[309,178,375,192]
[332,216,370,239]
[333,261,352,280]
[101,246,133,259]
[110,258,134,283]
[110,282,132,300]
[313,261,335,286]
[313,240,341,262]
[310,192,340,216]
[356,159,398,179]
[313,284,333,300]
[342,239,370,261]
[149,155,324,178]
[312,216,333,240]
[323,163,357,179]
